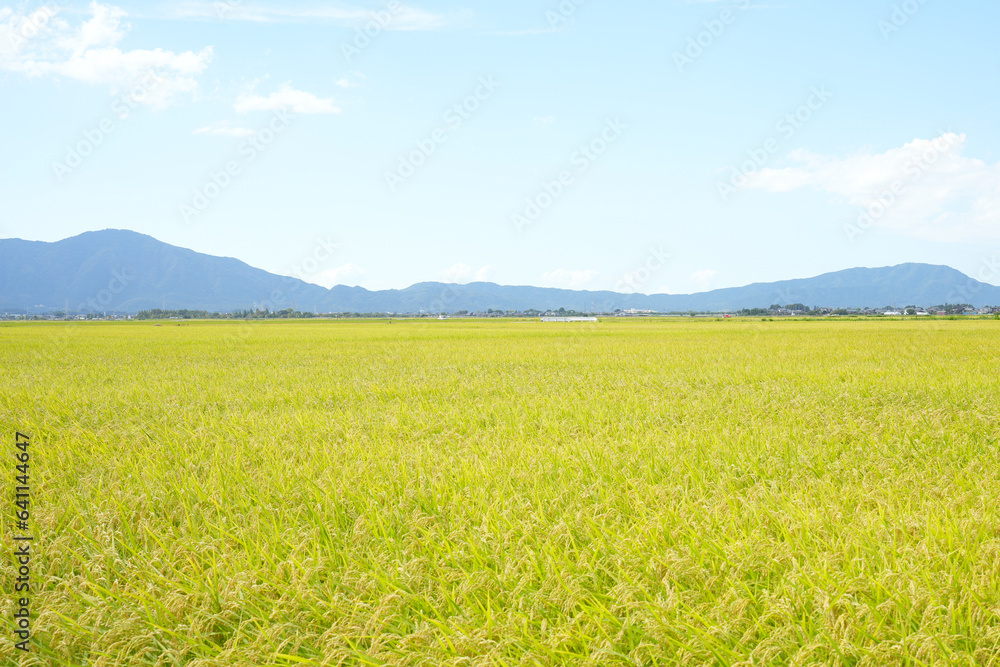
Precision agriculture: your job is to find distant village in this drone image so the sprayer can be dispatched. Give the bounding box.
[3,303,998,321]
[733,303,998,317]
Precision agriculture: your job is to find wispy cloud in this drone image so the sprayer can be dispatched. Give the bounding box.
[334,72,366,88]
[442,264,493,283]
[744,133,1000,241]
[234,82,339,114]
[315,263,365,287]
[542,269,599,289]
[164,1,457,31]
[690,270,718,291]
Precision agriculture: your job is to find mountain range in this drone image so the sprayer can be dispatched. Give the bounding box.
[1,230,997,314]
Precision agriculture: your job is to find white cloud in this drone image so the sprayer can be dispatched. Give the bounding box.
[542,269,599,289]
[0,2,213,107]
[690,270,718,291]
[165,2,455,31]
[234,82,340,114]
[532,116,556,127]
[441,264,493,283]
[334,72,366,88]
[65,2,127,54]
[193,125,256,138]
[744,133,1000,241]
[314,263,365,288]
[442,263,472,283]
[0,6,59,58]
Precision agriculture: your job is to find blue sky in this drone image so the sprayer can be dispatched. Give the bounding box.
[1,0,998,293]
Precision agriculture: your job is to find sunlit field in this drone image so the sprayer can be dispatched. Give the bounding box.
[2,318,1000,665]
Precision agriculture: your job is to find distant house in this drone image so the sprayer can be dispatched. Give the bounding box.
[541,317,598,323]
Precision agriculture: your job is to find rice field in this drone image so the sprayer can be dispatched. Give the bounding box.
[2,318,1000,665]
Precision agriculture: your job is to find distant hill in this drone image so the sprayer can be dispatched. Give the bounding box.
[2,229,999,314]
[0,230,330,314]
